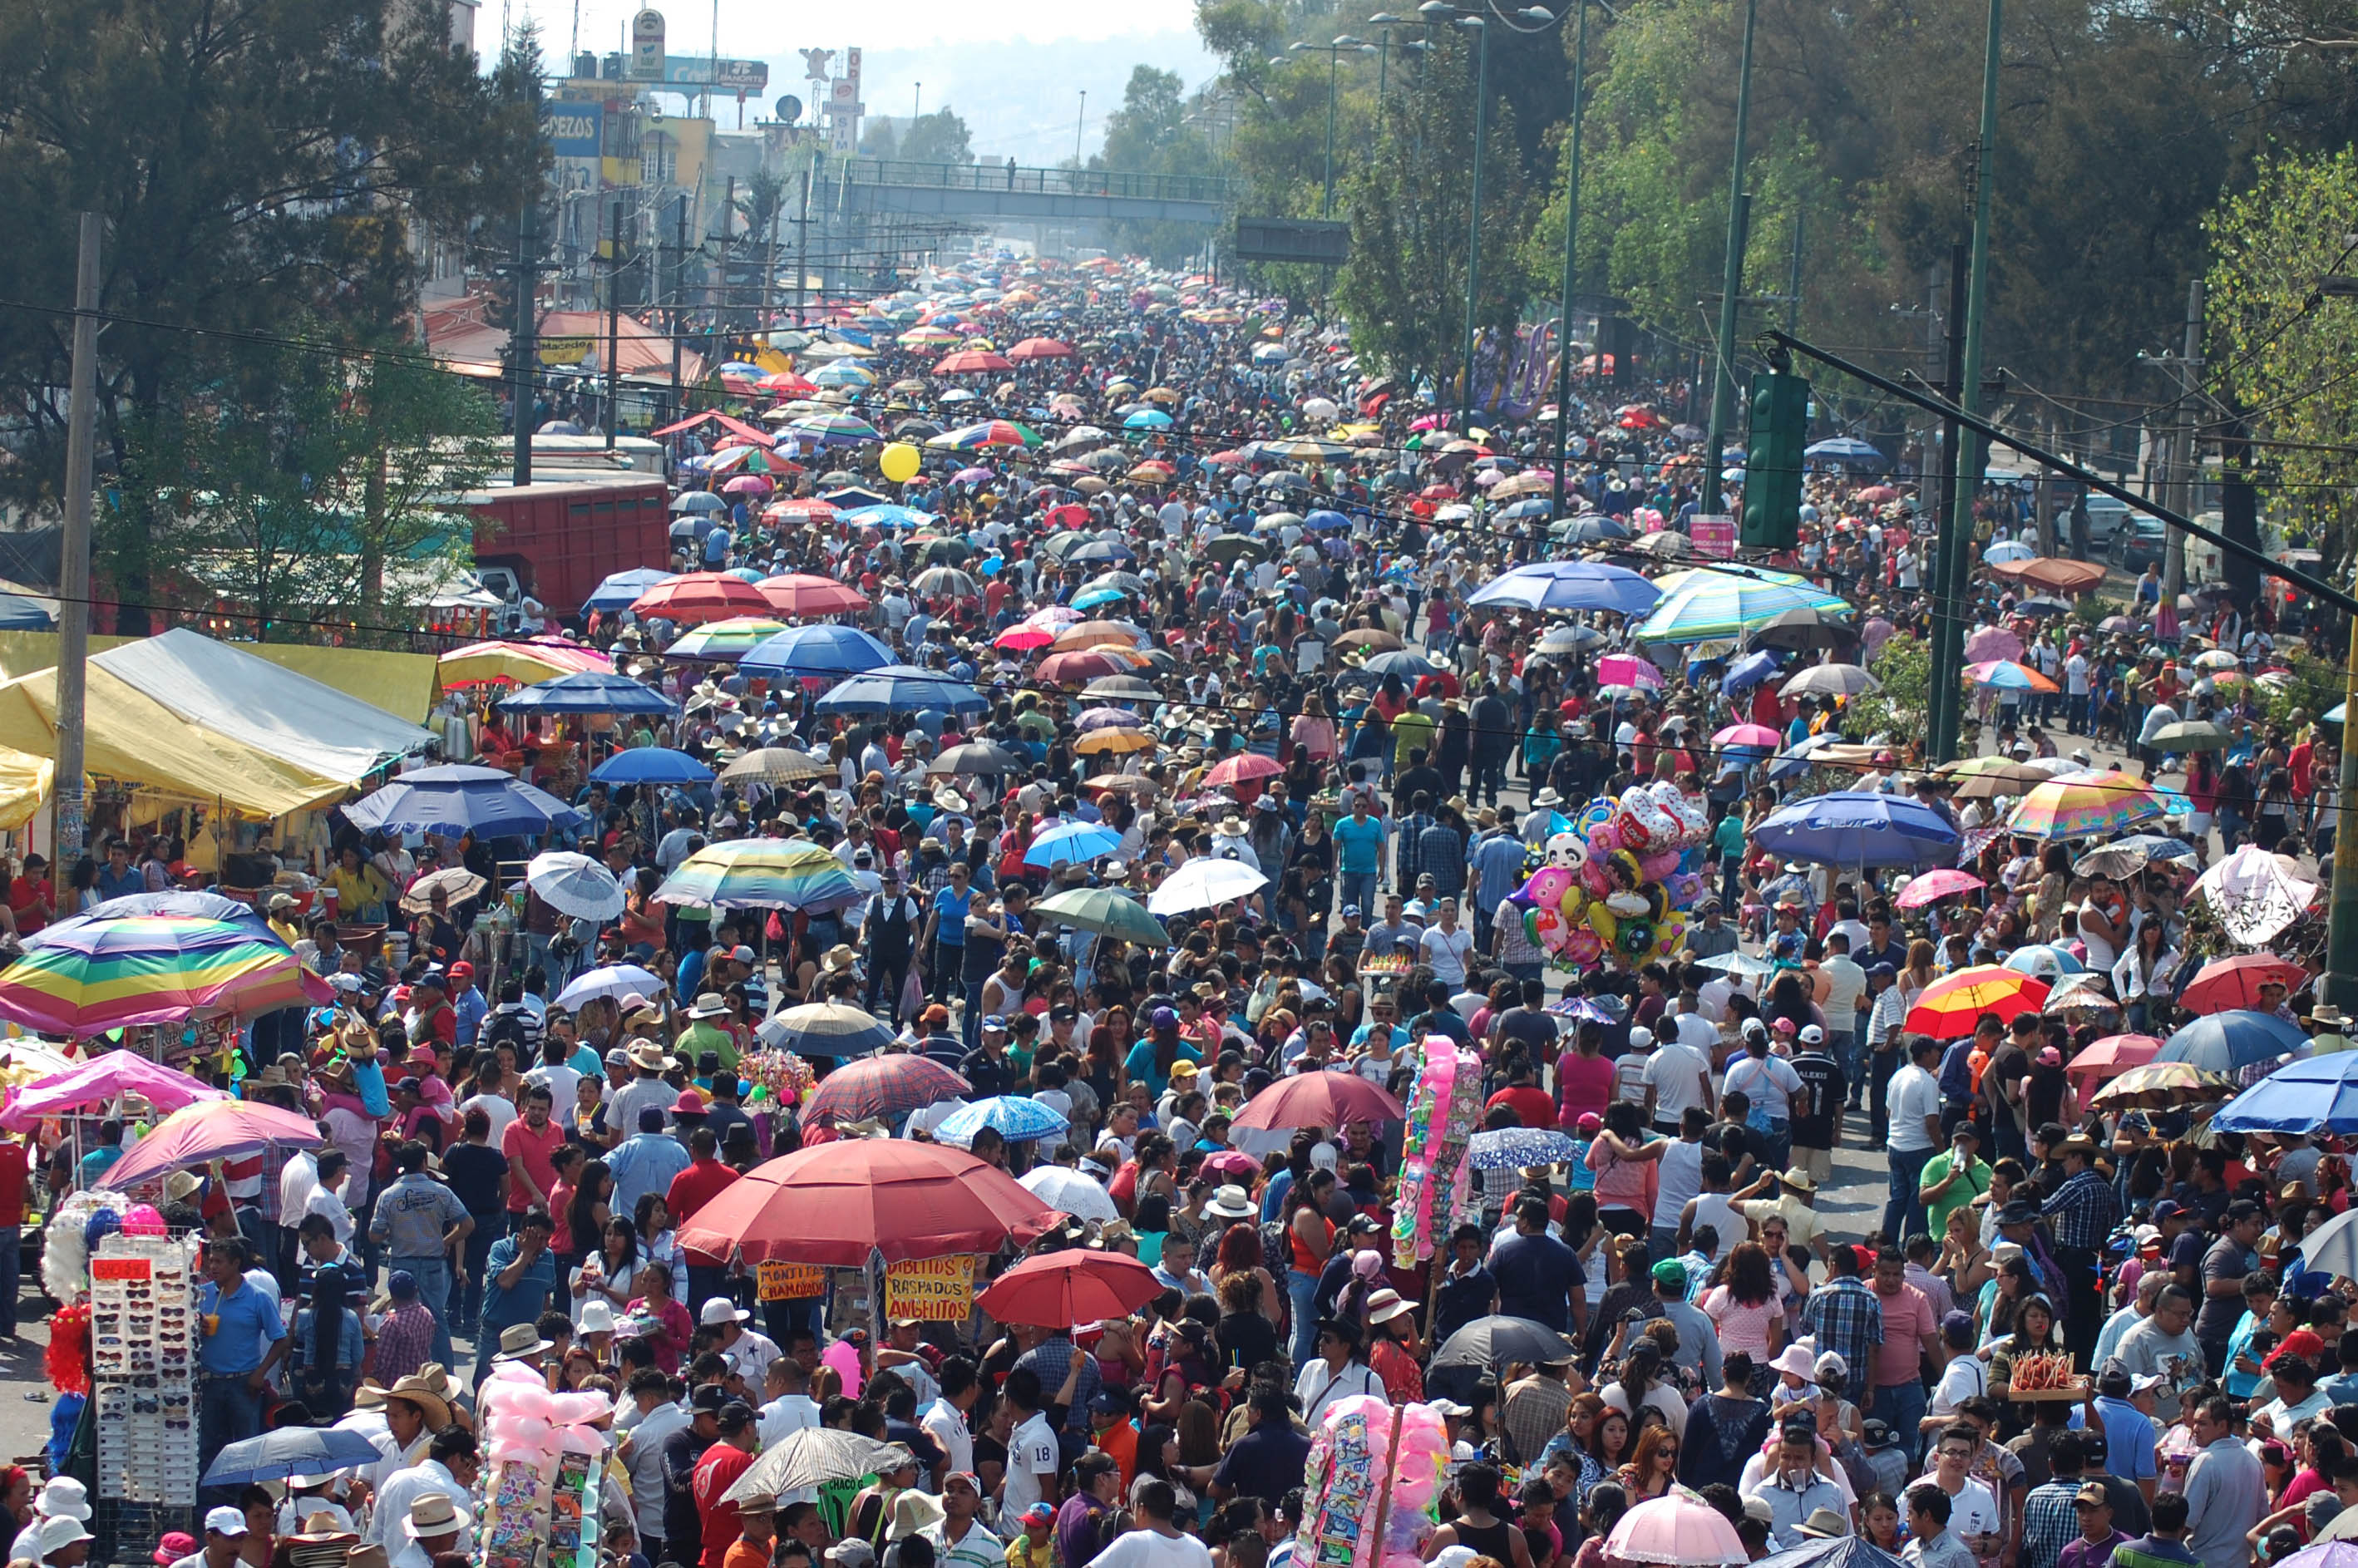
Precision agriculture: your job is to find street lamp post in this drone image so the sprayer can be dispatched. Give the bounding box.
[1550,0,1593,521]
[1699,0,1760,518]
[1290,37,1371,218]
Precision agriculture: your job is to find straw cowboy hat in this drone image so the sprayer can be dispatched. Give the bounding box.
[375,1372,453,1431]
[399,1494,473,1542]
[625,1038,676,1072]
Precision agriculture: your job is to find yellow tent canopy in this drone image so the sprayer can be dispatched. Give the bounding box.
[0,747,52,831]
[0,665,348,820]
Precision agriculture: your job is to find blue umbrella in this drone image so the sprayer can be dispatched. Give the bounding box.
[1072,587,1128,610]
[1719,650,1784,693]
[1766,731,1863,782]
[585,567,674,613]
[1749,791,1961,868]
[1123,408,1174,430]
[1497,497,1553,520]
[342,765,585,840]
[816,666,989,715]
[931,1095,1072,1147]
[1556,515,1631,545]
[2004,944,2085,980]
[1468,561,1660,616]
[1754,1538,1907,1568]
[841,504,936,530]
[2159,1009,2311,1074]
[1024,821,1124,868]
[203,1424,385,1486]
[1359,648,1441,680]
[1464,1127,1580,1171]
[741,624,896,680]
[2212,1053,2358,1135]
[1304,509,1352,531]
[1804,436,1886,465]
[494,671,673,716]
[590,747,716,785]
[821,486,893,510]
[0,593,52,630]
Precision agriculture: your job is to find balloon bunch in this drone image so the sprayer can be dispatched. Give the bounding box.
[1511,782,1713,971]
[739,1051,815,1108]
[41,1191,122,1304]
[1293,1396,1453,1568]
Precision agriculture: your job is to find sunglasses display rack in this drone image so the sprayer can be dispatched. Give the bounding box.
[91,1233,200,1505]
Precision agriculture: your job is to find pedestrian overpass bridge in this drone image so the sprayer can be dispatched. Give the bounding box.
[821,159,1231,226]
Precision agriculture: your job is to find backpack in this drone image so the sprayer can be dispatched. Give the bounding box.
[1260,1218,1291,1279]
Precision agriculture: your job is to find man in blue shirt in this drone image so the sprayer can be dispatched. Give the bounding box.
[1331,796,1387,922]
[198,1239,288,1502]
[477,1209,557,1387]
[1487,1196,1584,1334]
[96,840,145,900]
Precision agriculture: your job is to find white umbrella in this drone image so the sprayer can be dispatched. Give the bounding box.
[2194,845,2319,946]
[1019,1164,1119,1222]
[1778,663,1882,698]
[2300,1203,2358,1283]
[553,963,664,1011]
[1145,857,1270,916]
[526,851,626,920]
[722,1430,910,1506]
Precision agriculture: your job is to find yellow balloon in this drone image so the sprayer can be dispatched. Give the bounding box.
[879,442,920,484]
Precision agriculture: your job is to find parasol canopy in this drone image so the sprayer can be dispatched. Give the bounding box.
[930,1095,1072,1148]
[1749,791,1961,869]
[1230,1071,1405,1132]
[654,841,863,913]
[722,1431,912,1507]
[2178,954,2308,1016]
[1019,1164,1120,1222]
[100,1098,324,1188]
[976,1250,1162,1327]
[674,1140,1058,1266]
[341,766,584,840]
[802,1055,971,1124]
[756,1002,898,1058]
[0,916,332,1038]
[525,851,626,920]
[2212,1052,2358,1136]
[1605,1492,1749,1567]
[1903,965,2050,1039]
[2158,1008,2310,1074]
[0,1052,228,1132]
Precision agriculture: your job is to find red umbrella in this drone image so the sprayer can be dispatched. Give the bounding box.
[1005,338,1074,361]
[675,1141,1060,1267]
[935,350,1015,375]
[803,1054,970,1124]
[2178,954,2308,1016]
[1204,754,1282,789]
[2066,1033,2165,1112]
[767,498,841,525]
[976,1250,1162,1327]
[629,571,775,624]
[757,574,871,616]
[1231,1072,1406,1132]
[1034,649,1127,686]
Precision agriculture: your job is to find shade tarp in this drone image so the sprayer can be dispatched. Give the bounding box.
[0,633,440,723]
[94,629,432,786]
[0,665,348,819]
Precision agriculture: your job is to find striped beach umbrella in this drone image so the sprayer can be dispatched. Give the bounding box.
[939,420,1043,450]
[654,840,864,912]
[0,916,332,1037]
[757,1002,897,1058]
[664,617,790,662]
[789,410,881,445]
[1631,571,1850,643]
[1903,964,2050,1039]
[2006,769,2163,840]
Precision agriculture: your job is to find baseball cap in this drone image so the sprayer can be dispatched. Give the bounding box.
[1019,1505,1055,1527]
[2074,1482,2110,1508]
[1650,1259,1687,1292]
[1798,1024,1824,1044]
[205,1507,250,1537]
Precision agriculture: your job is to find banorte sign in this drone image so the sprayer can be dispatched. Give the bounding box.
[630,8,665,80]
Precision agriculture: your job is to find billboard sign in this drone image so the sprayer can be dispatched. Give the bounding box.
[660,56,771,91]
[542,101,604,158]
[629,9,665,79]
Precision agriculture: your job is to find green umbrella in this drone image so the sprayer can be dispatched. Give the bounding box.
[1030,886,1172,947]
[2148,719,2234,752]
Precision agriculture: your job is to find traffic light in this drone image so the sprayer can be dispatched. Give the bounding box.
[1742,368,1809,550]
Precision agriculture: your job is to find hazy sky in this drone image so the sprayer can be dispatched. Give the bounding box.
[510,0,1220,159]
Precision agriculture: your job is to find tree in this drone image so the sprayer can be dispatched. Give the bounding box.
[0,0,543,634]
[900,108,974,165]
[118,331,501,641]
[2206,146,2358,565]
[1100,67,1221,265]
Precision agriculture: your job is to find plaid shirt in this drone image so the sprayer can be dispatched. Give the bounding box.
[368,1301,436,1385]
[2043,1169,2122,1252]
[2018,1477,2084,1568]
[1396,811,1434,888]
[1014,1334,1100,1437]
[1798,1277,1882,1402]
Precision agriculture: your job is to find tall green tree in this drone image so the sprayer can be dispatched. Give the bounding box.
[0,0,543,634]
[1099,67,1221,264]
[900,109,974,165]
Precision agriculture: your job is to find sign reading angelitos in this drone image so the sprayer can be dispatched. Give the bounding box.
[757,1260,826,1301]
[883,1255,976,1321]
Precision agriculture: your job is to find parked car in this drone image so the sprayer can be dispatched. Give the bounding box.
[2110,513,2168,573]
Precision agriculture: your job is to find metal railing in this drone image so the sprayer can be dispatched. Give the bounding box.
[844,158,1231,205]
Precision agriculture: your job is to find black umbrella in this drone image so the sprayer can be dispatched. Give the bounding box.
[1745,608,1857,653]
[1429,1314,1580,1370]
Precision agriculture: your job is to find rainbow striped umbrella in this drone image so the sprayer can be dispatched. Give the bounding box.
[789,410,881,445]
[664,616,789,662]
[0,915,333,1037]
[654,840,864,912]
[1631,571,1850,643]
[2007,768,2163,840]
[939,420,1043,451]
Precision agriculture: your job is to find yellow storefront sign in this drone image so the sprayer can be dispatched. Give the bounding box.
[883,1255,976,1321]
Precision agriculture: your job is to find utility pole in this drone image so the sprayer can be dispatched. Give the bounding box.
[796,164,813,326]
[1075,91,1087,165]
[1924,244,1968,761]
[53,212,98,862]
[1458,15,1491,432]
[1931,0,2003,765]
[671,195,688,403]
[1700,0,1759,515]
[2163,277,2203,601]
[1783,210,1805,334]
[605,199,623,450]
[1549,0,1591,520]
[511,200,538,487]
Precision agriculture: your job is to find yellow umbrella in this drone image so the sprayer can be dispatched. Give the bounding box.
[1074,727,1157,755]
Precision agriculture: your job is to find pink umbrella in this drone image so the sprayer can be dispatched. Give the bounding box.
[953,466,994,484]
[98,1099,323,1190]
[1596,653,1665,689]
[1711,722,1783,749]
[1964,624,2023,663]
[1231,1072,1405,1132]
[0,1053,227,1132]
[1896,868,1986,910]
[722,475,774,496]
[1604,1492,1747,1566]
